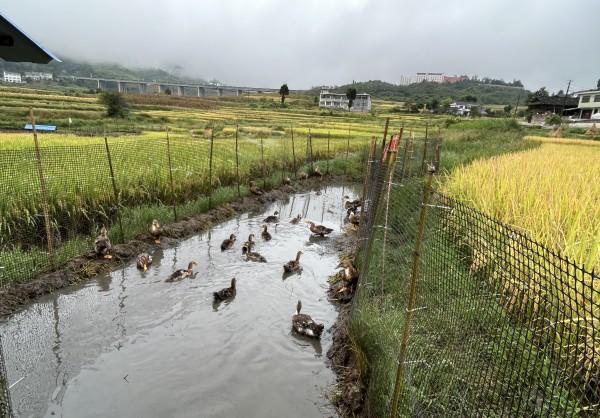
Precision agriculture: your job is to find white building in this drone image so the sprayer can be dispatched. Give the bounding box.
[575,89,600,119]
[319,88,371,112]
[449,101,474,116]
[400,72,445,85]
[2,71,22,83]
[23,71,53,81]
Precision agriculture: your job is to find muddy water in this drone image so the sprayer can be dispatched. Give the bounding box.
[1,185,358,418]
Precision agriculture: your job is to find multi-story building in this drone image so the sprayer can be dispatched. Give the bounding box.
[23,71,53,81]
[319,88,371,112]
[2,71,22,83]
[414,72,444,83]
[575,89,600,119]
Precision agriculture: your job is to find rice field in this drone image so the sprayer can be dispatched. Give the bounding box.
[444,138,600,271]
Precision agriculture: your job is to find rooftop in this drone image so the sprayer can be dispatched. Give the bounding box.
[0,12,60,63]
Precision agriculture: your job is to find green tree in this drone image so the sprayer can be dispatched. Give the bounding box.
[279,84,290,104]
[545,113,562,126]
[531,87,549,98]
[346,87,357,110]
[460,94,478,102]
[428,98,440,112]
[441,97,452,113]
[504,104,513,114]
[470,105,481,117]
[99,92,127,118]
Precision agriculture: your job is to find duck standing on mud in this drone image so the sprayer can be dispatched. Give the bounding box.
[165,261,197,282]
[213,278,236,302]
[283,251,303,273]
[136,253,153,271]
[306,221,333,237]
[292,300,324,338]
[249,181,264,196]
[150,219,163,244]
[94,226,112,259]
[221,234,236,251]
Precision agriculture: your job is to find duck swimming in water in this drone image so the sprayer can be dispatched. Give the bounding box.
[290,214,302,225]
[264,211,279,223]
[150,219,163,244]
[221,234,236,251]
[292,300,324,339]
[261,225,272,241]
[165,261,197,282]
[213,278,236,301]
[245,242,267,263]
[94,226,112,259]
[283,251,303,273]
[306,221,333,237]
[242,234,255,255]
[136,253,153,271]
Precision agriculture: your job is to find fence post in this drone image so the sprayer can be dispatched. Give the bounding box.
[344,124,351,174]
[281,134,286,184]
[260,136,266,189]
[308,130,314,174]
[291,126,297,179]
[359,137,377,235]
[406,133,415,178]
[380,130,402,297]
[235,124,241,197]
[208,129,215,209]
[165,127,177,221]
[326,132,331,175]
[380,118,390,156]
[103,134,124,241]
[30,108,55,267]
[421,122,429,175]
[390,165,436,418]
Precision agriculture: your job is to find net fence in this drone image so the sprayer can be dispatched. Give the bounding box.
[353,132,599,417]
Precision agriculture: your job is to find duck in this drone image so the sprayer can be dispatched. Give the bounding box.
[242,234,255,255]
[249,181,264,196]
[94,226,112,259]
[264,211,279,223]
[337,259,359,285]
[344,197,361,213]
[261,225,272,241]
[298,171,308,180]
[283,251,303,273]
[290,214,302,225]
[136,253,153,271]
[165,261,197,282]
[310,166,323,178]
[245,242,267,263]
[306,221,333,237]
[283,176,292,185]
[213,278,236,301]
[221,234,236,251]
[292,300,324,339]
[348,212,360,228]
[150,219,163,244]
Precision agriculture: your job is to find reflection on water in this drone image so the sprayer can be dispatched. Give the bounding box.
[0,184,358,418]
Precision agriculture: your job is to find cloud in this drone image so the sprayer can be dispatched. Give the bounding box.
[3,0,599,91]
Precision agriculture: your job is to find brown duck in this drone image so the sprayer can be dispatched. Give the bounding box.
[290,214,302,225]
[249,181,264,196]
[150,219,163,244]
[94,226,112,259]
[306,221,333,237]
[136,253,153,271]
[292,300,324,338]
[283,251,303,273]
[221,234,236,251]
[165,261,197,282]
[213,278,236,301]
[264,211,279,223]
[242,234,255,255]
[261,225,272,241]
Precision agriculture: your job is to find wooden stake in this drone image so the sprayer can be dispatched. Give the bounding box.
[291,126,297,178]
[165,127,177,221]
[104,134,124,241]
[235,124,241,197]
[208,129,215,209]
[390,166,436,418]
[326,131,331,174]
[260,136,266,189]
[30,108,55,266]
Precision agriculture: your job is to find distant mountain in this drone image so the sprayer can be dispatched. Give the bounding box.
[311,80,529,105]
[0,58,207,84]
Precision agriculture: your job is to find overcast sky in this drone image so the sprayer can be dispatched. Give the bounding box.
[3,0,599,91]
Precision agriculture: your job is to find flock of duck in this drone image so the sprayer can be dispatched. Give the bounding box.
[92,182,362,340]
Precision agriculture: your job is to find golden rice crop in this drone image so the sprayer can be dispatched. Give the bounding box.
[444,142,600,270]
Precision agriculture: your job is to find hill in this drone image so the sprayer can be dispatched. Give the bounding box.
[0,58,207,84]
[313,80,529,105]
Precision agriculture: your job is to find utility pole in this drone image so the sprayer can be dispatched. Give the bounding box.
[561,80,572,115]
[512,88,523,118]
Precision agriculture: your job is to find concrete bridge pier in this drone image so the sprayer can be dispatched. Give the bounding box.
[117,81,123,93]
[138,83,144,94]
[236,89,243,97]
[217,88,223,97]
[177,86,184,96]
[97,79,101,90]
[197,86,205,97]
[157,84,162,94]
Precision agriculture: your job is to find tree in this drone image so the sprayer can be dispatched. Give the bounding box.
[460,95,477,103]
[504,104,513,114]
[99,92,127,118]
[346,87,357,110]
[428,98,440,112]
[164,87,172,95]
[531,87,549,98]
[441,98,452,113]
[279,84,289,104]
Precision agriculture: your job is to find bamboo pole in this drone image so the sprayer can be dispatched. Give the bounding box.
[30,108,55,266]
[260,136,266,189]
[344,124,351,174]
[359,137,376,236]
[165,127,177,221]
[390,166,436,418]
[380,117,390,157]
[308,129,314,174]
[103,134,124,241]
[208,129,215,209]
[326,131,331,175]
[291,126,297,178]
[421,122,429,175]
[235,124,241,197]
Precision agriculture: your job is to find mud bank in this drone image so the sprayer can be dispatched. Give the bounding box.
[0,176,351,318]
